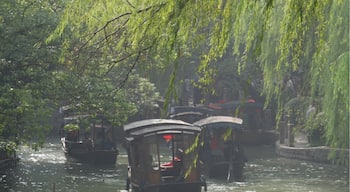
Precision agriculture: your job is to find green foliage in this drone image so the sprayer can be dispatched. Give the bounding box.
[306,112,327,146]
[54,71,138,126]
[184,134,202,155]
[51,0,349,161]
[0,0,63,146]
[184,134,202,178]
[311,1,349,151]
[0,0,164,155]
[0,140,17,155]
[283,97,310,127]
[63,123,79,131]
[222,128,233,142]
[123,74,161,117]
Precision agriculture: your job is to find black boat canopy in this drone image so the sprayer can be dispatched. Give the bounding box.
[171,106,215,115]
[169,111,205,118]
[193,116,243,129]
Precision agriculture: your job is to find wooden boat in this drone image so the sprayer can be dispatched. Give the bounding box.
[124,119,207,192]
[194,116,246,182]
[207,100,278,145]
[60,115,118,165]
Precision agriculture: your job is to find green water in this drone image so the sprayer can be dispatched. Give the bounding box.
[0,141,348,192]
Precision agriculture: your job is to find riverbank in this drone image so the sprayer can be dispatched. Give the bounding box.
[276,132,349,166]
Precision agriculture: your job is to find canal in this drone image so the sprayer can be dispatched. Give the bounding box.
[0,140,348,192]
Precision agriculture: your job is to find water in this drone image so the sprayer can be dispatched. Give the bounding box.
[0,141,348,192]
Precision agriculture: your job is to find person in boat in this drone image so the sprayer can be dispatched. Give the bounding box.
[161,148,183,167]
[160,148,184,177]
[210,131,224,158]
[223,131,234,161]
[104,131,116,150]
[66,130,78,141]
[94,132,105,149]
[83,132,93,150]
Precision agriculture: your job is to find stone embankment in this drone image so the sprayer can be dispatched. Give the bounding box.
[276,143,349,165]
[276,133,349,165]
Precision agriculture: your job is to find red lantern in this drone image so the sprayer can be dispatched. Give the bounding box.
[163,134,173,142]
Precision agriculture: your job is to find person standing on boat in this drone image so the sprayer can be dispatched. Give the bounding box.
[104,131,116,150]
[67,130,78,141]
[83,132,93,150]
[94,132,105,149]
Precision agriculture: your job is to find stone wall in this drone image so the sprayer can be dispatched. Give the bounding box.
[276,143,349,165]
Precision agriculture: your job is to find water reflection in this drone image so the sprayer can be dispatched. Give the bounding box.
[0,142,348,192]
[208,146,349,192]
[0,142,128,192]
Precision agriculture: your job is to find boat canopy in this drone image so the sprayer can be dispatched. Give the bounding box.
[194,116,243,129]
[171,106,215,115]
[169,111,208,124]
[124,119,201,138]
[208,100,263,110]
[169,111,205,118]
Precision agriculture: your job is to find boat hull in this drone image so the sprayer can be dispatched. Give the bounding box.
[61,138,118,164]
[0,157,18,169]
[207,161,244,182]
[131,181,206,192]
[0,149,18,169]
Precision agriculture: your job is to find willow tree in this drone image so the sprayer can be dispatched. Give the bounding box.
[50,0,349,153]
